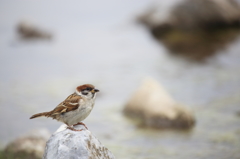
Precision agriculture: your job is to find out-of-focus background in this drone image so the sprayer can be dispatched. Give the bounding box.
[0,0,240,158]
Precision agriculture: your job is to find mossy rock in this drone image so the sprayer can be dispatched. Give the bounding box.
[0,150,40,159]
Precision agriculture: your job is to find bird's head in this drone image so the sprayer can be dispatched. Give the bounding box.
[76,84,99,99]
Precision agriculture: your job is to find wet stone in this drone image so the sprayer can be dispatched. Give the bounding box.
[17,21,52,40]
[138,0,240,61]
[124,78,195,129]
[3,128,51,159]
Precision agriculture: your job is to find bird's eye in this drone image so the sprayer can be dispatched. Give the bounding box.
[86,87,92,91]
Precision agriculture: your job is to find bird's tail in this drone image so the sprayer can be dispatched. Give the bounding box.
[30,112,51,119]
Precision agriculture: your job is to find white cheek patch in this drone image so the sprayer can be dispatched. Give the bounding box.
[75,89,81,95]
[75,89,96,100]
[86,92,93,99]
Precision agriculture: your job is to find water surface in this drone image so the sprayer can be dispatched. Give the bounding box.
[0,1,240,158]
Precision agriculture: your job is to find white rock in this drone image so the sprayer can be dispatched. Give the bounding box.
[124,78,195,129]
[43,124,115,159]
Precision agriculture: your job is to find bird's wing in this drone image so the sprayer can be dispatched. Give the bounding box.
[49,93,82,116]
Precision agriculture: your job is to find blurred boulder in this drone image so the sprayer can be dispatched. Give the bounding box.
[139,0,240,61]
[43,124,115,159]
[123,78,195,129]
[3,128,51,159]
[17,21,52,40]
[236,110,240,117]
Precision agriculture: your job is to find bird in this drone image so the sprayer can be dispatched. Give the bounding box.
[30,84,99,131]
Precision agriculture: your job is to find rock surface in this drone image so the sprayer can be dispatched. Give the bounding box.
[17,21,52,39]
[138,0,240,61]
[3,128,51,159]
[43,124,115,159]
[124,78,195,129]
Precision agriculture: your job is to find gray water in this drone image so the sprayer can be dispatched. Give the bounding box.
[0,0,240,159]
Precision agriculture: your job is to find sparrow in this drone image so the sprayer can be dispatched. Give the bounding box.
[30,84,99,131]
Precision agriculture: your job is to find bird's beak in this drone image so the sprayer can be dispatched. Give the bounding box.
[92,89,99,93]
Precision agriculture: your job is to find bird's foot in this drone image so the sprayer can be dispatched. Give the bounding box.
[73,122,88,130]
[67,126,83,131]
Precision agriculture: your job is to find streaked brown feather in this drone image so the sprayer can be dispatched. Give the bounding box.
[30,112,51,119]
[30,93,82,120]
